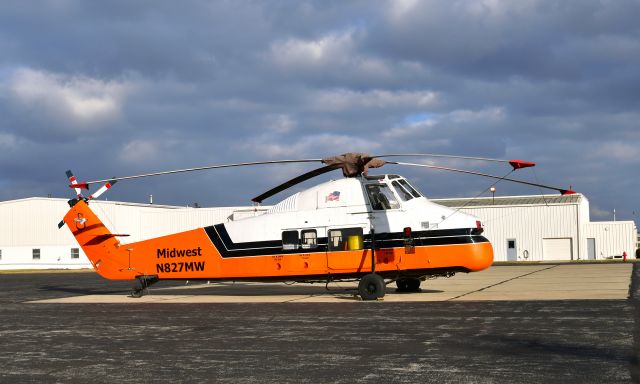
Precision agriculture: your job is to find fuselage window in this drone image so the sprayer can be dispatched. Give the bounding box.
[391,180,414,202]
[328,227,364,251]
[365,184,400,210]
[301,229,318,249]
[282,230,299,250]
[398,179,421,198]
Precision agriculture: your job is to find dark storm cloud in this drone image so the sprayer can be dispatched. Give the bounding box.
[0,0,638,225]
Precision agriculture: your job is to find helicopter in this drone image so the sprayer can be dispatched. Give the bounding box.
[60,153,575,300]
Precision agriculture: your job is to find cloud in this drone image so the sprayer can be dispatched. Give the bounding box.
[308,89,438,112]
[590,205,612,221]
[118,139,161,164]
[591,142,637,163]
[448,107,505,124]
[0,133,18,149]
[380,107,507,154]
[265,28,415,84]
[263,114,297,134]
[0,1,637,224]
[237,133,382,159]
[9,68,133,127]
[382,116,438,140]
[268,31,356,68]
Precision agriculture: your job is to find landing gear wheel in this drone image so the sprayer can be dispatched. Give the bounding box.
[358,273,385,300]
[396,278,410,292]
[129,275,159,298]
[396,278,421,293]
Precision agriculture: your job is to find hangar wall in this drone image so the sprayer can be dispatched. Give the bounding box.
[583,222,637,259]
[433,194,636,262]
[465,200,581,261]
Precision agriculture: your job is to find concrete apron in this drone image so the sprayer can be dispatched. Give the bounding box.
[28,263,633,304]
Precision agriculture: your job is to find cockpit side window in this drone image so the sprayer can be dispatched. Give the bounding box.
[365,184,400,210]
[392,180,414,201]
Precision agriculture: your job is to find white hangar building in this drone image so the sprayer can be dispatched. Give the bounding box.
[433,194,637,262]
[0,193,636,269]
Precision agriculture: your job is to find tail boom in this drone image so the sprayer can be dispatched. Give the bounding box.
[64,199,136,280]
[64,199,217,281]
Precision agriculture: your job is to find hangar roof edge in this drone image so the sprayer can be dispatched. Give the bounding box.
[432,193,584,208]
[0,197,267,211]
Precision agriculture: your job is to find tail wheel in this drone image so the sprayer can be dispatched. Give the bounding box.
[358,273,385,300]
[129,275,159,298]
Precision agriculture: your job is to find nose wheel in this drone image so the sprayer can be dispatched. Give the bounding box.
[358,273,386,300]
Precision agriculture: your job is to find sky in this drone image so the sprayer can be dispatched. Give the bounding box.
[0,0,638,226]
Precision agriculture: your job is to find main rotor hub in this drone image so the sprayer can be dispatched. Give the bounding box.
[321,153,386,177]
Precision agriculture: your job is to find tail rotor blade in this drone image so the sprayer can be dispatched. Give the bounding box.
[87,180,118,200]
[66,170,84,198]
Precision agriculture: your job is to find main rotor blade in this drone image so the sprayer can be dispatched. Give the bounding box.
[388,161,576,195]
[85,159,322,186]
[252,164,340,203]
[375,154,535,170]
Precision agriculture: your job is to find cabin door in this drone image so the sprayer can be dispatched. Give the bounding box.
[326,226,367,271]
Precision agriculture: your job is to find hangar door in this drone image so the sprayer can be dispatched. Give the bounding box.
[543,238,573,261]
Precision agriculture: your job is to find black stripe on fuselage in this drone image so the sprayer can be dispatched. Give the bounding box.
[204,224,488,258]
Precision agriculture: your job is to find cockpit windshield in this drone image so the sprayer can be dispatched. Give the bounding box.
[390,179,423,202]
[398,179,422,198]
[365,184,400,210]
[392,181,413,201]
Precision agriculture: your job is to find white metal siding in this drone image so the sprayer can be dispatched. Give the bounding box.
[582,221,636,259]
[0,246,92,270]
[0,199,74,246]
[455,203,580,261]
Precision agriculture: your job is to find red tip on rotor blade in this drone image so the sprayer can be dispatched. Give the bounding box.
[69,182,89,190]
[509,160,536,170]
[561,189,577,195]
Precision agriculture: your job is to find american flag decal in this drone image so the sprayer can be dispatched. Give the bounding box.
[325,191,340,202]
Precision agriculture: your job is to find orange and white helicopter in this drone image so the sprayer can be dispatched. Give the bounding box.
[61,153,574,300]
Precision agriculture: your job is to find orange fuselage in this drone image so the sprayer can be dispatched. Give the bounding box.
[65,199,493,282]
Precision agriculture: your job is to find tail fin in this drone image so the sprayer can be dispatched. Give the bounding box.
[63,199,136,280]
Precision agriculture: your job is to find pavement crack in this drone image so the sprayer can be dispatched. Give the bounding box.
[446,265,559,301]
